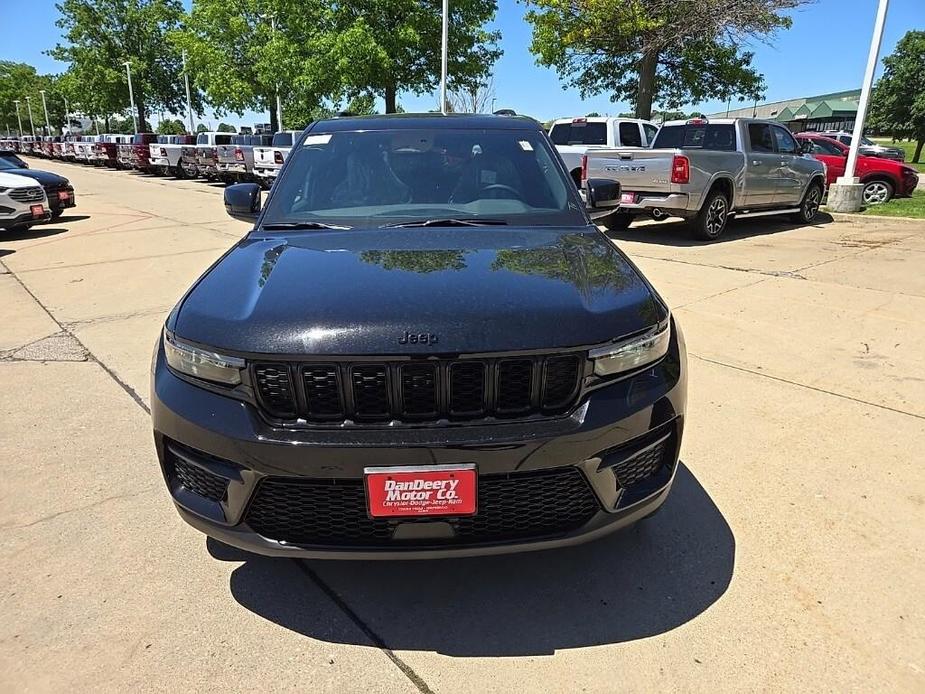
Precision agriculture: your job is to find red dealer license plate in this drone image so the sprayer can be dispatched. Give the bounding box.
[30,204,44,218]
[58,191,71,202]
[365,464,477,518]
[620,192,636,204]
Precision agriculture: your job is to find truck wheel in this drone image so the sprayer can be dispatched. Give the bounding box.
[789,181,824,223]
[601,212,634,231]
[691,190,729,240]
[862,179,893,205]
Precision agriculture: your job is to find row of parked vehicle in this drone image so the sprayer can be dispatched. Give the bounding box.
[551,115,918,238]
[0,130,304,188]
[0,148,75,231]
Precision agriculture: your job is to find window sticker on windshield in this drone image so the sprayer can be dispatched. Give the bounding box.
[518,140,533,151]
[303,134,332,146]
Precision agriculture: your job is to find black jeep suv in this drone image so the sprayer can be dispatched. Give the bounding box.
[151,114,687,559]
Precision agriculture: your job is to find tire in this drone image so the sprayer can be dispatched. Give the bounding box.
[51,210,63,220]
[691,189,730,240]
[789,181,824,223]
[601,212,634,231]
[862,179,894,205]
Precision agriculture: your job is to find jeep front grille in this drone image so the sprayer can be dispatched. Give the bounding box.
[252,353,584,425]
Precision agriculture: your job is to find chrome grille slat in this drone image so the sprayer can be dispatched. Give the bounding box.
[8,187,44,203]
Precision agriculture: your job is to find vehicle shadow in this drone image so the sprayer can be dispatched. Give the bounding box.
[214,462,734,656]
[606,212,835,247]
[1,226,70,241]
[52,214,90,223]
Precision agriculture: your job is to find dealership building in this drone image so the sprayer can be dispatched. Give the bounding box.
[708,89,861,133]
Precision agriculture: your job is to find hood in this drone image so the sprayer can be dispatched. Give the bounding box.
[0,171,41,188]
[2,169,68,187]
[173,226,667,356]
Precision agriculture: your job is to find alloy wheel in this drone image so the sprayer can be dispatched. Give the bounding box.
[862,182,890,205]
[804,187,821,220]
[706,196,727,236]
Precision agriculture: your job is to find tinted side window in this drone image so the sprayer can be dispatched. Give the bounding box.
[773,127,799,155]
[216,135,233,145]
[748,124,774,153]
[808,138,843,156]
[197,133,207,145]
[618,122,642,147]
[643,124,658,145]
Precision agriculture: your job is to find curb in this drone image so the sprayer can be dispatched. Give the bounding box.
[823,210,925,224]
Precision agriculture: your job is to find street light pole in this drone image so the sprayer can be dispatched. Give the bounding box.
[64,96,70,135]
[271,17,283,129]
[182,51,195,133]
[25,96,35,137]
[440,0,449,114]
[124,61,138,133]
[39,89,51,136]
[828,0,890,212]
[491,96,496,113]
[13,100,23,136]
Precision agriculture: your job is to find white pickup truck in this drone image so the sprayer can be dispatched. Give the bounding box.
[583,117,827,240]
[217,133,273,183]
[253,130,301,188]
[549,117,658,186]
[180,132,234,180]
[149,134,196,177]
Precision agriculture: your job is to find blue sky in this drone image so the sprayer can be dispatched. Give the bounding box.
[1,0,923,128]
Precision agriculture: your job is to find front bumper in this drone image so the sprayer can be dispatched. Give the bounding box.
[152,325,687,559]
[1,208,52,228]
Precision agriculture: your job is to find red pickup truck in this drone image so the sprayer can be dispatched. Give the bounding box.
[795,133,919,205]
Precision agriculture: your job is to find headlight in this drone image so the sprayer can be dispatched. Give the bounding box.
[589,321,671,377]
[0,187,9,193]
[163,329,244,385]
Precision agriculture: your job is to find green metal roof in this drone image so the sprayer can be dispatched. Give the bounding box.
[809,100,860,118]
[775,106,796,121]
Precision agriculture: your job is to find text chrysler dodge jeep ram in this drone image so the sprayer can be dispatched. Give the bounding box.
[151,113,687,559]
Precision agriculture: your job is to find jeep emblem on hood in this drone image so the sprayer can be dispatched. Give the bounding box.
[399,331,438,345]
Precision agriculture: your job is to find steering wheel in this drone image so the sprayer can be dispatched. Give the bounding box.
[478,184,525,201]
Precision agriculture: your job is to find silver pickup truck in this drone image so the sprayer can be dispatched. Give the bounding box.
[583,117,827,240]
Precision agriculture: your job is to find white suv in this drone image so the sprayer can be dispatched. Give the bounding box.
[0,171,51,231]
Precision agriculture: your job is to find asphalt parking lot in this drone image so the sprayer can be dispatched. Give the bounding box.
[1,160,923,693]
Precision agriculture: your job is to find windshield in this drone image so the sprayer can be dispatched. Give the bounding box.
[261,127,583,228]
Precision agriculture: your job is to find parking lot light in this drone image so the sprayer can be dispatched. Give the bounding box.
[25,95,36,137]
[13,99,23,137]
[124,61,138,133]
[828,0,890,212]
[39,89,51,136]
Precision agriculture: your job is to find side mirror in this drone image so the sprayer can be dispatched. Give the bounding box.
[585,178,621,210]
[224,183,261,222]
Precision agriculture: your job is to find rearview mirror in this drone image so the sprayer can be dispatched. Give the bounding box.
[224,183,262,222]
[585,178,621,210]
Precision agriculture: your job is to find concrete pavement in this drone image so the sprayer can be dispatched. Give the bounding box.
[1,159,923,692]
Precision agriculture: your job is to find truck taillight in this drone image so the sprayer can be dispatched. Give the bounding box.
[670,155,690,184]
[274,151,284,164]
[235,147,244,162]
[580,154,588,183]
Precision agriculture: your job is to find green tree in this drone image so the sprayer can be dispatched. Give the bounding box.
[156,117,187,134]
[217,122,237,132]
[174,0,338,131]
[869,30,925,163]
[50,0,192,132]
[328,0,501,113]
[524,0,807,120]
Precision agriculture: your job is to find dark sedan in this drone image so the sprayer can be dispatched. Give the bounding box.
[0,159,75,219]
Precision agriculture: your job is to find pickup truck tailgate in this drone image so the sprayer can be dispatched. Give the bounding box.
[254,147,275,167]
[585,148,679,195]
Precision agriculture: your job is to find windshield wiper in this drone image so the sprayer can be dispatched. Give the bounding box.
[380,218,508,228]
[261,221,352,230]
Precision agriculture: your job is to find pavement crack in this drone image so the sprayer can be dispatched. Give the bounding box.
[0,259,150,414]
[0,486,158,530]
[691,353,925,421]
[294,561,436,694]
